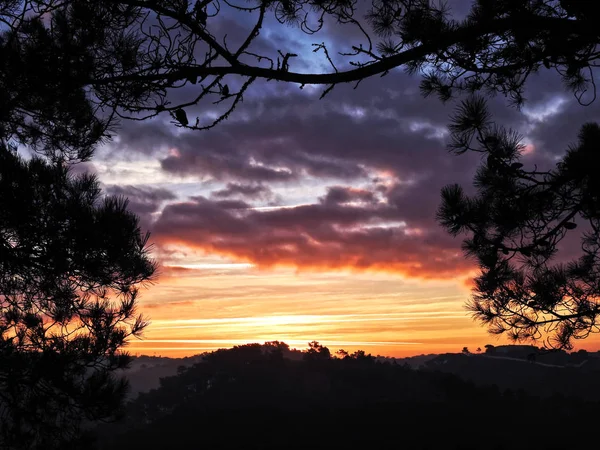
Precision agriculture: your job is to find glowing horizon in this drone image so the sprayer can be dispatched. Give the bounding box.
[125,263,506,358]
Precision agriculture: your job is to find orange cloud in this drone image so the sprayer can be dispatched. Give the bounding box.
[150,194,475,281]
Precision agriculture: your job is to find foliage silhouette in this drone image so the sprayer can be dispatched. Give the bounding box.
[303,340,331,361]
[0,144,156,449]
[2,0,600,142]
[438,96,600,350]
[97,342,600,450]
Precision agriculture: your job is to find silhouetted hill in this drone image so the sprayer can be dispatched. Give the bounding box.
[380,353,438,368]
[121,345,307,396]
[416,346,600,398]
[422,352,600,400]
[121,355,204,397]
[95,343,600,450]
[121,346,600,399]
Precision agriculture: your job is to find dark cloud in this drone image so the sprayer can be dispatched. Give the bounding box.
[114,63,535,189]
[69,161,98,176]
[160,145,297,182]
[527,96,600,159]
[104,184,176,229]
[321,185,378,205]
[116,76,452,187]
[211,182,276,202]
[111,120,176,157]
[151,192,472,279]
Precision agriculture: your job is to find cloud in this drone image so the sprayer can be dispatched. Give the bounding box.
[527,94,600,159]
[151,190,472,279]
[211,182,277,202]
[104,184,176,229]
[320,186,377,205]
[160,144,297,182]
[102,71,546,283]
[70,161,98,176]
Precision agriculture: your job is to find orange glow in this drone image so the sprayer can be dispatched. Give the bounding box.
[127,262,500,358]
[152,238,475,281]
[126,259,600,358]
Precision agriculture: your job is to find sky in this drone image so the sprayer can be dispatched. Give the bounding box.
[83,1,600,357]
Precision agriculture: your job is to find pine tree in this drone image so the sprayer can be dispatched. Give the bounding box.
[0,144,156,449]
[438,97,600,350]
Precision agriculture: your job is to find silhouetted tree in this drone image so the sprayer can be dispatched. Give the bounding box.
[258,341,290,363]
[2,1,600,140]
[438,96,600,350]
[263,340,290,357]
[336,349,350,359]
[335,349,375,363]
[462,347,470,354]
[303,341,331,361]
[0,144,156,449]
[484,344,496,354]
[349,350,376,364]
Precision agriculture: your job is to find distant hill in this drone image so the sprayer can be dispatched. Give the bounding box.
[121,346,600,397]
[94,343,600,450]
[121,344,308,396]
[391,353,439,368]
[422,352,600,400]
[121,355,204,397]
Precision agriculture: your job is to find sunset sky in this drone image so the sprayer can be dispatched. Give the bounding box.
[82,2,600,358]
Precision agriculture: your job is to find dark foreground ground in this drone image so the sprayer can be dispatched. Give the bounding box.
[95,344,600,450]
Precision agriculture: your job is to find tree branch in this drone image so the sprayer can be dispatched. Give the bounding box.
[90,15,593,87]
